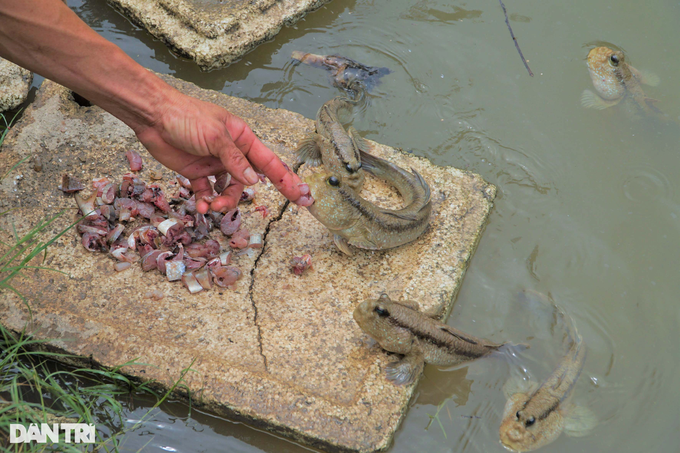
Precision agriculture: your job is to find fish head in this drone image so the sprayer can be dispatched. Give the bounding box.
[499,392,565,452]
[586,47,628,101]
[305,171,361,231]
[353,295,414,351]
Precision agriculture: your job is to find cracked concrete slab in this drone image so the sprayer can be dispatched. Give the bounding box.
[0,75,495,452]
[0,57,32,112]
[107,0,334,70]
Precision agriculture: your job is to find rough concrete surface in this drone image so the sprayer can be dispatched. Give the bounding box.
[107,0,333,70]
[0,75,496,452]
[0,58,32,112]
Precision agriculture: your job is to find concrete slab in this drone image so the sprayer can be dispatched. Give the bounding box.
[0,75,495,452]
[0,58,32,112]
[107,0,333,70]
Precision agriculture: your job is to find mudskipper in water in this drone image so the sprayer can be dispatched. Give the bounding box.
[353,294,520,385]
[581,46,661,116]
[291,51,391,93]
[499,290,597,452]
[305,151,431,255]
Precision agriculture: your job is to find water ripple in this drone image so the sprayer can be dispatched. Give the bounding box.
[621,165,673,203]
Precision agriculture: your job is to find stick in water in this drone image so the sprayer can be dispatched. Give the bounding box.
[498,0,533,77]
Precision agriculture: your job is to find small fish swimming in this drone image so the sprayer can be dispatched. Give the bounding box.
[581,46,661,116]
[296,95,366,192]
[353,294,517,385]
[305,151,431,255]
[499,290,596,452]
[291,51,391,92]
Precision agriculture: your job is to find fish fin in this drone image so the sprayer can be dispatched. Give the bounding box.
[392,299,440,317]
[333,234,354,255]
[348,126,373,153]
[421,305,441,319]
[497,342,530,356]
[392,299,421,311]
[380,210,419,221]
[438,325,480,345]
[348,235,380,250]
[563,404,597,437]
[502,376,538,398]
[644,97,663,114]
[296,135,323,166]
[385,349,425,385]
[637,69,660,87]
[357,150,384,175]
[375,66,392,77]
[581,90,618,110]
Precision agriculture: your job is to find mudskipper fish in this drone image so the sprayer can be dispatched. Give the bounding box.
[499,290,596,452]
[305,151,431,255]
[354,294,520,385]
[582,46,661,116]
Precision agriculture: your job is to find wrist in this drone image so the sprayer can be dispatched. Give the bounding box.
[93,49,172,134]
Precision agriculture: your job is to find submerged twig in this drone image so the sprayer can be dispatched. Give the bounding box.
[498,0,533,77]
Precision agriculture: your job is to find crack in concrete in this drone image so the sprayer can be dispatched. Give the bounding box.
[247,199,290,372]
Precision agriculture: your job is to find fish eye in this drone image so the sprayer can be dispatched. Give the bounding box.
[327,176,340,187]
[345,163,355,173]
[515,411,521,420]
[610,54,619,66]
[374,306,390,317]
[525,416,536,427]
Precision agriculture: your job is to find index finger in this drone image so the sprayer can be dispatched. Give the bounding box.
[227,118,305,202]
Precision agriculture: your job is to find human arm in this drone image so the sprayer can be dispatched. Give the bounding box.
[0,0,312,212]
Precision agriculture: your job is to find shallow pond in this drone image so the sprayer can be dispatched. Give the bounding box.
[43,0,680,451]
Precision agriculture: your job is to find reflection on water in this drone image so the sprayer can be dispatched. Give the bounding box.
[62,0,680,451]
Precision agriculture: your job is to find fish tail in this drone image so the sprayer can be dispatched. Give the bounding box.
[518,290,582,346]
[555,305,582,347]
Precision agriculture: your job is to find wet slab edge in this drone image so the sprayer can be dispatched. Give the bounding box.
[0,74,496,452]
[106,0,334,70]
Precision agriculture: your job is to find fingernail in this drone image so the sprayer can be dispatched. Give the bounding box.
[294,194,314,207]
[298,183,310,195]
[244,167,259,185]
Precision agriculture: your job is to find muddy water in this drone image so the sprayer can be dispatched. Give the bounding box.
[66,0,680,451]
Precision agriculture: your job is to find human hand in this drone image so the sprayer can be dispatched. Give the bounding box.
[134,89,313,214]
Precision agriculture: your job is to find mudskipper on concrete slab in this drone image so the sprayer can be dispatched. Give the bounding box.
[353,294,521,385]
[305,151,432,255]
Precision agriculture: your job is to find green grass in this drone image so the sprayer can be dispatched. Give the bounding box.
[0,112,197,452]
[425,397,450,440]
[0,110,21,147]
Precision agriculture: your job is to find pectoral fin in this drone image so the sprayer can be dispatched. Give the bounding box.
[644,97,663,114]
[634,68,660,87]
[581,90,620,110]
[347,235,380,251]
[333,234,354,255]
[385,348,425,385]
[296,135,324,167]
[563,404,597,437]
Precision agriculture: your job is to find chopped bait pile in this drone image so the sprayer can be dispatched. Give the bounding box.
[64,153,267,294]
